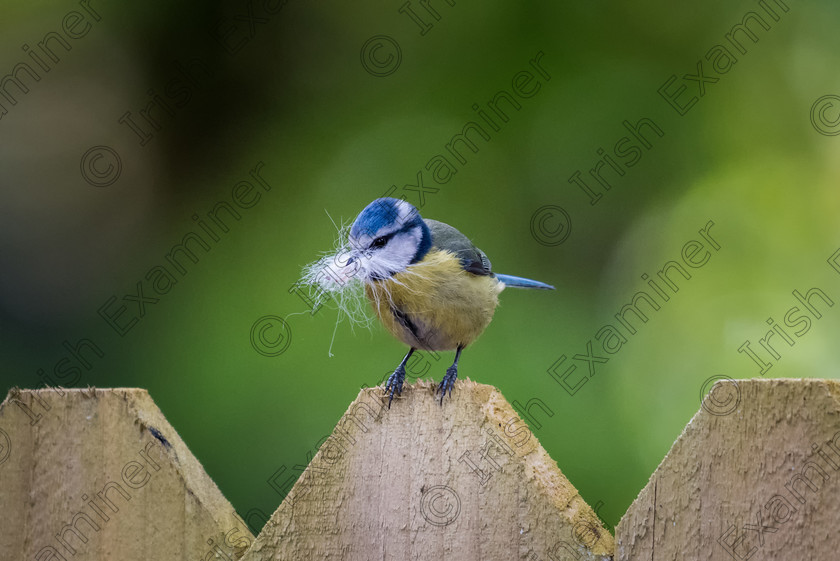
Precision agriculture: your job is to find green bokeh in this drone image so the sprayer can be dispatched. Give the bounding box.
[2,0,839,533]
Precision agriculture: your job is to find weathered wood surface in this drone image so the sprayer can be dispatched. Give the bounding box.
[616,378,840,560]
[0,387,252,561]
[6,378,837,561]
[243,380,614,561]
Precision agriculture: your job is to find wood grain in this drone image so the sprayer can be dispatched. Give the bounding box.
[0,387,252,561]
[244,380,614,561]
[616,378,840,560]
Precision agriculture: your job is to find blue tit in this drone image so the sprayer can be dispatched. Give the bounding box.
[345,197,554,406]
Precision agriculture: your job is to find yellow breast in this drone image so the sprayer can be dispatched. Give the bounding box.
[365,249,503,351]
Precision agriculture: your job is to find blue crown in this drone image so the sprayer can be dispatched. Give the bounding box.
[350,198,431,263]
[351,197,420,239]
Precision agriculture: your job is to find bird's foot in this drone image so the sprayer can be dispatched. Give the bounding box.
[438,365,458,405]
[385,365,406,408]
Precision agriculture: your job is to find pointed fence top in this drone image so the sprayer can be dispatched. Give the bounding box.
[244,379,614,561]
[0,387,253,561]
[616,378,840,561]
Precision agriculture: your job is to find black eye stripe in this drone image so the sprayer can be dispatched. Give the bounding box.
[369,221,420,249]
[370,235,390,249]
[370,230,400,249]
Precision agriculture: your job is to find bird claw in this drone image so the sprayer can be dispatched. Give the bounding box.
[438,365,458,405]
[385,366,406,408]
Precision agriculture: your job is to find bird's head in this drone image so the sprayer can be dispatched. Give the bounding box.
[347,197,432,282]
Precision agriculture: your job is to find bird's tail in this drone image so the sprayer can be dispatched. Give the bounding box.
[495,273,554,290]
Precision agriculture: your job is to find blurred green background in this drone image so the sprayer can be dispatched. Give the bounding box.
[2,0,839,533]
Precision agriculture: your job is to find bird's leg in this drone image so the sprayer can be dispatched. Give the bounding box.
[385,347,415,408]
[438,345,464,405]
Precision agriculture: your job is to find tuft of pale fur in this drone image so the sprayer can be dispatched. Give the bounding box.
[298,222,375,334]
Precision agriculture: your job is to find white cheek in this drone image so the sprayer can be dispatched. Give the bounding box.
[386,236,418,265]
[364,251,407,277]
[363,231,420,278]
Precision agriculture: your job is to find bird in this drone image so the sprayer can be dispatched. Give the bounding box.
[342,197,554,406]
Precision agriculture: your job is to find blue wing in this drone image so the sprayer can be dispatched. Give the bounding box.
[494,273,554,290]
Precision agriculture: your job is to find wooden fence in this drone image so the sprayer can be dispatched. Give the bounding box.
[0,378,837,560]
